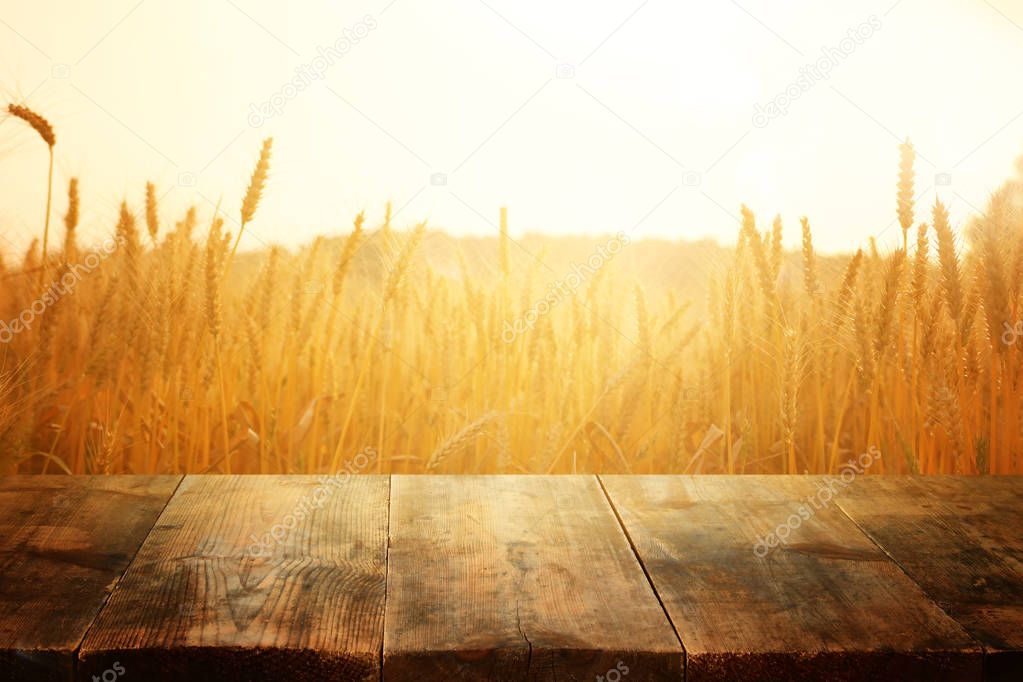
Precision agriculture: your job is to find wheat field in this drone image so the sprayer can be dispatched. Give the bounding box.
[2,105,1022,475]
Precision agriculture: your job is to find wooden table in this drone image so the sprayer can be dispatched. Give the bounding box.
[0,475,1019,681]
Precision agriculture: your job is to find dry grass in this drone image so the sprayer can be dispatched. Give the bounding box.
[2,112,1023,475]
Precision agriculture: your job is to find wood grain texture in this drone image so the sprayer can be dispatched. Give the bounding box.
[0,475,180,682]
[836,476,1023,681]
[601,475,983,681]
[384,475,683,681]
[78,475,389,681]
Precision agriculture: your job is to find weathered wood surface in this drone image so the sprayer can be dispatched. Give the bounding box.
[384,475,683,680]
[837,476,1023,681]
[2,474,1022,680]
[0,475,180,682]
[77,475,389,681]
[600,475,985,681]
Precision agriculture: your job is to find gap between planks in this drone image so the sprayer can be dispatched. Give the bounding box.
[70,475,186,679]
[599,475,986,681]
[596,473,689,680]
[831,483,989,655]
[380,474,391,682]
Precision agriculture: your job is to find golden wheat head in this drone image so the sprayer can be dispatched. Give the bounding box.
[241,137,273,225]
[7,103,55,147]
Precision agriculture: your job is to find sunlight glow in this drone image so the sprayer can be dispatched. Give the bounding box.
[1,0,1022,254]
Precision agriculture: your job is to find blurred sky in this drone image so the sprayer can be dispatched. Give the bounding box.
[1,0,1022,255]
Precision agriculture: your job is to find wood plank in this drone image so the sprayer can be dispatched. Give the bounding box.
[78,475,389,681]
[601,475,983,681]
[0,475,181,682]
[836,476,1023,681]
[384,475,683,680]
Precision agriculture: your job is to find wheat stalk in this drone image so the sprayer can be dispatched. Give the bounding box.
[426,412,497,471]
[229,137,273,264]
[897,138,915,251]
[9,104,56,287]
[63,178,79,260]
[145,182,160,245]
[933,199,964,338]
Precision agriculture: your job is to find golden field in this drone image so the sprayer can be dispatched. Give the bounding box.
[2,106,1023,475]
